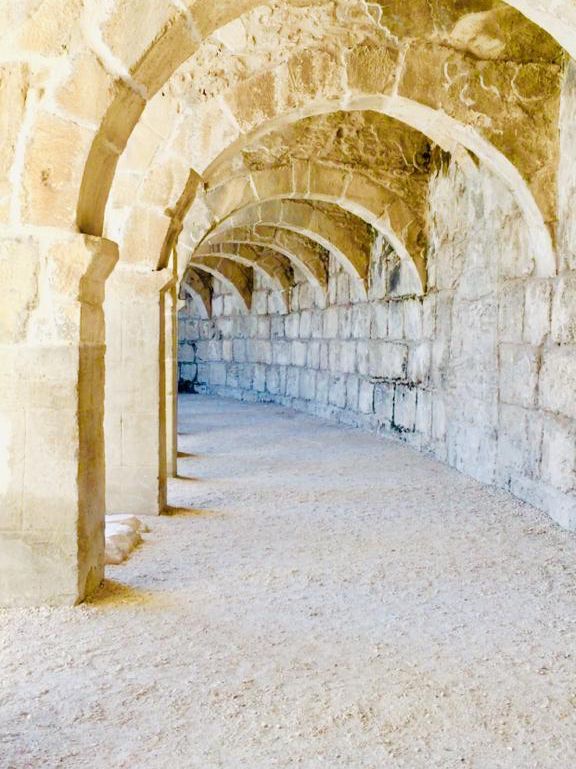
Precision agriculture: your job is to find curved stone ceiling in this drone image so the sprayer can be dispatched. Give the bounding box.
[1,0,571,315]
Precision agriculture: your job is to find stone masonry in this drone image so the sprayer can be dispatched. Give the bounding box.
[180,64,576,530]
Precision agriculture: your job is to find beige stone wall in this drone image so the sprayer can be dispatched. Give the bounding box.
[179,66,576,529]
[1,0,575,605]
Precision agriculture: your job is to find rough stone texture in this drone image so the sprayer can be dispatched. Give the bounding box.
[0,231,117,606]
[180,72,576,530]
[1,0,576,613]
[104,514,147,565]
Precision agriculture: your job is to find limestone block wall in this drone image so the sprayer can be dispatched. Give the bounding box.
[179,70,576,531]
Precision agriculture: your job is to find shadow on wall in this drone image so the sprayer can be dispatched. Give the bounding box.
[178,340,200,393]
[179,379,199,394]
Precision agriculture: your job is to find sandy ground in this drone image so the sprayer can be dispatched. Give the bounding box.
[1,394,576,769]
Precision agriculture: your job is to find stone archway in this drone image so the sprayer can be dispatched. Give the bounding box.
[0,0,575,608]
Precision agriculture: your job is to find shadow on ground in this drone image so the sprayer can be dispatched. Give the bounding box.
[86,580,159,608]
[163,506,222,518]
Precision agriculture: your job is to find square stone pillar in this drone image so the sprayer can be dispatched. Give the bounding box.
[0,231,118,607]
[104,265,174,516]
[164,285,179,478]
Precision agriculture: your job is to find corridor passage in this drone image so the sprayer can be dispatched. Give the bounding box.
[2,395,576,769]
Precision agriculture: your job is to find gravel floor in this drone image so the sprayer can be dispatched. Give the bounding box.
[1,394,576,769]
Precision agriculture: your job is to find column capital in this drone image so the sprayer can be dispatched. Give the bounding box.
[0,229,118,347]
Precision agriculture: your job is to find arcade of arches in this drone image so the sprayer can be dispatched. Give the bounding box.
[0,1,576,612]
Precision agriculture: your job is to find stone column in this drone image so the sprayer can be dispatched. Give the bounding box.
[104,265,174,516]
[0,230,118,607]
[164,284,179,479]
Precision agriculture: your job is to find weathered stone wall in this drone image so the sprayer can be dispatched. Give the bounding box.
[179,63,576,530]
[2,0,575,608]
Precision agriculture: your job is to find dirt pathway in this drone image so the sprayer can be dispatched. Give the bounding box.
[2,395,576,769]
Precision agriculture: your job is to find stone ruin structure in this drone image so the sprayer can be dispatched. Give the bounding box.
[1,0,575,606]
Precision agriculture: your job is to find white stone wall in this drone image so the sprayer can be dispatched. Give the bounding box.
[179,64,576,530]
